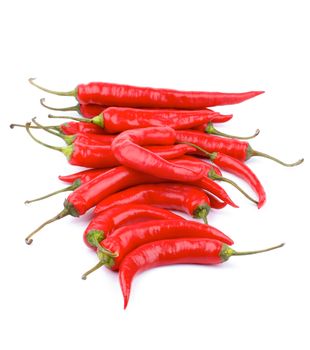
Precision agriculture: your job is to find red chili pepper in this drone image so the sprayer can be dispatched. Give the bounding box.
[84,204,184,250]
[48,107,219,133]
[58,168,111,184]
[93,183,211,223]
[206,192,227,209]
[30,78,264,109]
[111,127,204,182]
[118,239,284,308]
[176,130,303,166]
[81,220,236,280]
[25,122,196,169]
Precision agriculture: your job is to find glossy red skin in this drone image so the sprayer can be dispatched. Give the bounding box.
[175,130,249,161]
[93,183,210,217]
[58,168,112,184]
[102,107,216,133]
[60,121,108,135]
[73,133,115,145]
[66,166,164,215]
[206,192,227,209]
[77,82,263,108]
[119,238,224,308]
[102,221,232,271]
[111,127,204,182]
[213,152,266,208]
[68,143,197,169]
[193,114,233,131]
[79,104,107,118]
[83,204,183,248]
[171,155,222,176]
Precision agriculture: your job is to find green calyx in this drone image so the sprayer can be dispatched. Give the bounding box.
[193,204,210,223]
[86,230,105,248]
[92,113,104,128]
[219,244,234,262]
[62,144,74,161]
[64,199,80,217]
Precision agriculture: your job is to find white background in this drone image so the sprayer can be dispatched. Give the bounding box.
[0,1,309,349]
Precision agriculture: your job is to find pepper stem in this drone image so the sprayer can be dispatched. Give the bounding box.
[24,179,81,204]
[10,123,59,131]
[233,242,285,256]
[48,114,91,123]
[25,208,69,245]
[206,123,260,140]
[25,122,63,152]
[81,260,106,280]
[208,168,258,205]
[28,78,77,97]
[31,117,74,145]
[179,142,215,159]
[251,149,304,167]
[40,98,80,112]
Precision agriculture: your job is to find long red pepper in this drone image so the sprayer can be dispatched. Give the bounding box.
[48,107,217,133]
[25,122,197,169]
[176,130,303,166]
[84,204,184,250]
[93,183,211,223]
[119,239,284,308]
[81,220,236,279]
[111,127,204,182]
[40,98,234,123]
[206,192,227,209]
[29,78,264,109]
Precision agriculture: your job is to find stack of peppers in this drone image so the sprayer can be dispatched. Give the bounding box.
[11,79,303,309]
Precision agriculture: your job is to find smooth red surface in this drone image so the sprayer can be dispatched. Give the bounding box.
[60,121,108,135]
[176,130,249,161]
[79,103,107,118]
[207,192,227,209]
[77,82,263,108]
[58,168,111,184]
[94,183,210,216]
[83,204,183,248]
[112,127,204,182]
[213,152,266,208]
[119,238,224,308]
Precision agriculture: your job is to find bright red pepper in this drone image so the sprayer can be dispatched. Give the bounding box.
[84,204,184,250]
[119,239,284,308]
[81,221,236,280]
[30,78,264,109]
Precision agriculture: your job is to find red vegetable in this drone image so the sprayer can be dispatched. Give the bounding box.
[81,220,236,280]
[111,127,204,182]
[119,239,284,308]
[84,204,184,250]
[30,78,264,109]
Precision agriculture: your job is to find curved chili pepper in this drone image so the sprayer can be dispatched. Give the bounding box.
[176,130,303,167]
[84,204,183,250]
[25,122,197,169]
[58,168,111,184]
[48,107,218,133]
[111,127,204,182]
[93,183,211,223]
[206,192,227,209]
[29,78,264,108]
[182,143,266,207]
[81,220,236,280]
[119,239,284,308]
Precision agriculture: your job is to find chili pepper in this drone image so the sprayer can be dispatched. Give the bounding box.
[84,204,184,250]
[40,98,108,118]
[176,130,303,166]
[119,239,284,308]
[205,123,260,140]
[24,166,166,244]
[81,220,236,280]
[25,121,197,169]
[182,143,266,207]
[29,78,264,109]
[48,107,219,133]
[206,192,227,209]
[111,127,204,182]
[41,98,233,123]
[59,168,111,184]
[93,183,211,223]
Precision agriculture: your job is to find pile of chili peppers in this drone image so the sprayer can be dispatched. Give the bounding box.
[11,79,303,309]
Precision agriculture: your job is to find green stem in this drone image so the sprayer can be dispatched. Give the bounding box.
[31,117,74,145]
[179,142,215,160]
[10,123,59,131]
[25,209,69,245]
[206,123,260,140]
[250,149,304,167]
[28,78,77,97]
[208,168,258,205]
[81,260,106,280]
[40,98,80,112]
[48,114,91,123]
[232,242,285,256]
[24,179,81,204]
